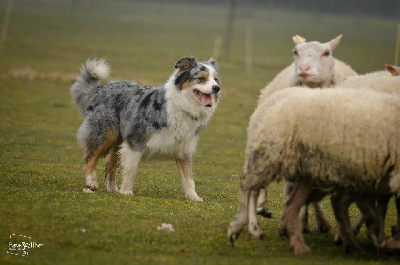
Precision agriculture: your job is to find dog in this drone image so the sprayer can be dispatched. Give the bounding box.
[70,57,221,201]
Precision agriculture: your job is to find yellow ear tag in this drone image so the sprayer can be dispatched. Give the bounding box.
[295,35,306,42]
[385,64,399,76]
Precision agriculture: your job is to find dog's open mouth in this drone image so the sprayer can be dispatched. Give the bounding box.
[194,89,213,107]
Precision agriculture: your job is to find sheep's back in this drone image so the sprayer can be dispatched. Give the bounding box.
[248,87,400,193]
[340,71,400,95]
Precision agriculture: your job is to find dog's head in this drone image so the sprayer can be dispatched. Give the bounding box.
[171,56,221,109]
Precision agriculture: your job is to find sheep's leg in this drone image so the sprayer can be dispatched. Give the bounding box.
[257,188,272,218]
[283,182,313,255]
[331,191,364,255]
[228,183,251,245]
[280,182,305,236]
[300,205,310,233]
[313,201,331,233]
[375,195,391,243]
[335,214,365,245]
[351,214,365,236]
[248,188,264,239]
[355,195,380,248]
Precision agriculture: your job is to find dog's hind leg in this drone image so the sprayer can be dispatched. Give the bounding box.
[176,155,203,201]
[83,130,119,192]
[119,141,142,195]
[105,145,119,193]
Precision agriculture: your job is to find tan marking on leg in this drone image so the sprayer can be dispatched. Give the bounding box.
[176,155,202,201]
[84,130,119,190]
[177,155,192,178]
[105,145,119,192]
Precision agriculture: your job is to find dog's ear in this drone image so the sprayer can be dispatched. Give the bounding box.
[206,57,219,72]
[175,57,197,72]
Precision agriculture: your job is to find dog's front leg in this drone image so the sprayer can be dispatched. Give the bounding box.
[176,155,203,201]
[119,141,142,195]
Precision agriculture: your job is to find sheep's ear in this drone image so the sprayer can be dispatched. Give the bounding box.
[175,56,197,71]
[293,34,306,45]
[385,64,400,76]
[328,35,342,50]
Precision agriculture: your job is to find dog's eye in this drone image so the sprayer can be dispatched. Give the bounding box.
[198,77,206,83]
[214,77,219,83]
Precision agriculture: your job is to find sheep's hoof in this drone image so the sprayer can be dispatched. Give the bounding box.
[334,232,343,246]
[227,223,242,246]
[290,240,311,255]
[250,231,265,240]
[228,230,240,246]
[257,207,272,218]
[380,237,400,252]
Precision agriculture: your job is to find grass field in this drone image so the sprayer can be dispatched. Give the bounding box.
[1,0,399,264]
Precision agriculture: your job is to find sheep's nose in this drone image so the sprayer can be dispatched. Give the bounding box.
[212,85,220,93]
[300,65,310,72]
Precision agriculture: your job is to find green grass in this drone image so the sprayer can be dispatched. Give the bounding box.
[0,0,399,264]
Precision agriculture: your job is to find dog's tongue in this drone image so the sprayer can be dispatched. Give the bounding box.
[200,93,213,106]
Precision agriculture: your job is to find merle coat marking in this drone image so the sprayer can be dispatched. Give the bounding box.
[70,57,221,201]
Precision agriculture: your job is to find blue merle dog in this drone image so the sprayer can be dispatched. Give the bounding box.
[70,57,221,201]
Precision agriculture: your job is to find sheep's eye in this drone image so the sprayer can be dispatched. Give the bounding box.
[293,49,298,56]
[322,51,330,57]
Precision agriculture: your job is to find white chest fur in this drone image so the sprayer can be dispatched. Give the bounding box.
[144,103,201,159]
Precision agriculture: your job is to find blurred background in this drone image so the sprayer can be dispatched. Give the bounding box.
[1,0,399,87]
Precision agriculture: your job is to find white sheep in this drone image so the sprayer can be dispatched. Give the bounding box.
[258,34,357,102]
[331,64,400,250]
[338,64,400,94]
[256,35,357,233]
[228,86,400,255]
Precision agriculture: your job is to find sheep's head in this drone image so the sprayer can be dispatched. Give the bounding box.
[292,35,342,88]
[385,64,400,76]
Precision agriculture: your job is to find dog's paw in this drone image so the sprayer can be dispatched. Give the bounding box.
[119,190,133,195]
[106,182,119,193]
[185,193,203,201]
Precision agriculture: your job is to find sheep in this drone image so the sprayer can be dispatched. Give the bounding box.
[331,64,400,250]
[279,63,400,243]
[256,35,357,233]
[338,64,400,94]
[258,34,357,102]
[227,86,400,255]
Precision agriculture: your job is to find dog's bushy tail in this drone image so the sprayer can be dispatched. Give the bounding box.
[70,58,110,116]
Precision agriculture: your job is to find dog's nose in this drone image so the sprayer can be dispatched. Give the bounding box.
[212,85,220,93]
